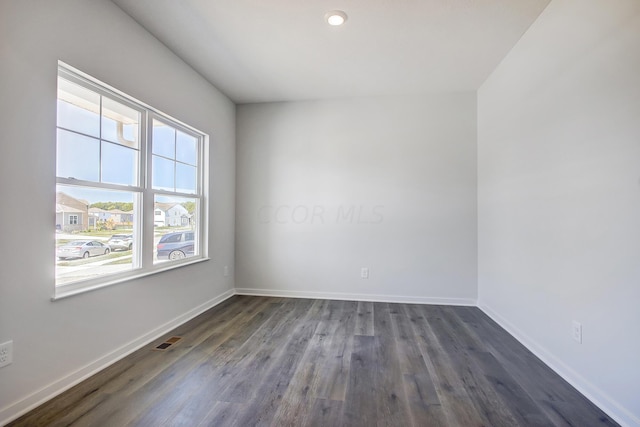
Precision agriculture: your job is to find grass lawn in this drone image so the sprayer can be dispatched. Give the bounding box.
[56,250,132,266]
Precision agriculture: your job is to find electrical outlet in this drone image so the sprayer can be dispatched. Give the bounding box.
[0,341,13,368]
[223,265,229,277]
[572,321,582,344]
[360,267,369,279]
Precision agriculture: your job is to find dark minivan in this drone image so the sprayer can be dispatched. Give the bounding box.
[156,231,194,260]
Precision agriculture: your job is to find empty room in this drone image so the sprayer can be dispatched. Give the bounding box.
[0,0,638,426]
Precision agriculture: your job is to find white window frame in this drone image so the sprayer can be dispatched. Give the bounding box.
[54,62,209,300]
[69,215,78,225]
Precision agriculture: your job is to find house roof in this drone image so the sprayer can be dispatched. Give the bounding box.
[56,204,85,214]
[56,192,89,206]
[154,202,177,212]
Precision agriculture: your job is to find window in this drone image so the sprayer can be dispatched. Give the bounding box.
[55,63,207,296]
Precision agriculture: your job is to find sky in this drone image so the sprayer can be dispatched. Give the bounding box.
[57,77,199,205]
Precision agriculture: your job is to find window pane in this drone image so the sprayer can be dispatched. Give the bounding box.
[56,185,138,286]
[102,142,138,186]
[57,129,100,181]
[152,155,175,191]
[57,79,100,137]
[152,120,175,158]
[176,131,197,165]
[154,195,197,264]
[176,163,197,194]
[102,97,140,149]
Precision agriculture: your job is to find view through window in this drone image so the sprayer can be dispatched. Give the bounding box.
[55,64,206,292]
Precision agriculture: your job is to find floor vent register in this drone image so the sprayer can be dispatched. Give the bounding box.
[153,336,182,351]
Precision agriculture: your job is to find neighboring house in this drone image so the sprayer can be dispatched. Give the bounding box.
[89,207,134,229]
[113,209,134,224]
[56,192,89,232]
[154,202,191,227]
[88,207,110,226]
[56,204,85,233]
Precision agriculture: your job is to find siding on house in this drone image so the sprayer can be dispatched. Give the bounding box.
[56,192,89,231]
[154,202,191,227]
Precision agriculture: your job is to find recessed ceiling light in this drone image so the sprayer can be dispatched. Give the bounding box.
[325,10,347,26]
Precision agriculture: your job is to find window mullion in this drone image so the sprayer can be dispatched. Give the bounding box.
[56,177,143,193]
[98,95,103,183]
[141,111,154,269]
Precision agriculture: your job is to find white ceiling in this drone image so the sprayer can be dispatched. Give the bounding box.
[111,0,551,104]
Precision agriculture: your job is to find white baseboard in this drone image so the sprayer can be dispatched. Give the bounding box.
[234,287,477,306]
[0,288,235,427]
[478,303,639,427]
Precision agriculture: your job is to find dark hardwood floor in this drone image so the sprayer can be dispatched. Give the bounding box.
[9,296,618,426]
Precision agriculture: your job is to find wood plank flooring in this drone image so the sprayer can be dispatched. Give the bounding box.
[9,296,619,427]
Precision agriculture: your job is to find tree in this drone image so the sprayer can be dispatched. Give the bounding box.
[181,201,196,214]
[90,202,134,212]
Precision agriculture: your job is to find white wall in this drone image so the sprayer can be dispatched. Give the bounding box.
[0,0,235,422]
[236,94,477,304]
[478,1,640,425]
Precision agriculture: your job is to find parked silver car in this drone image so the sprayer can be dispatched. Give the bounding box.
[57,240,110,260]
[108,234,133,251]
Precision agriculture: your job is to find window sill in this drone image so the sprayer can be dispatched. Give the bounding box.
[52,257,210,301]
